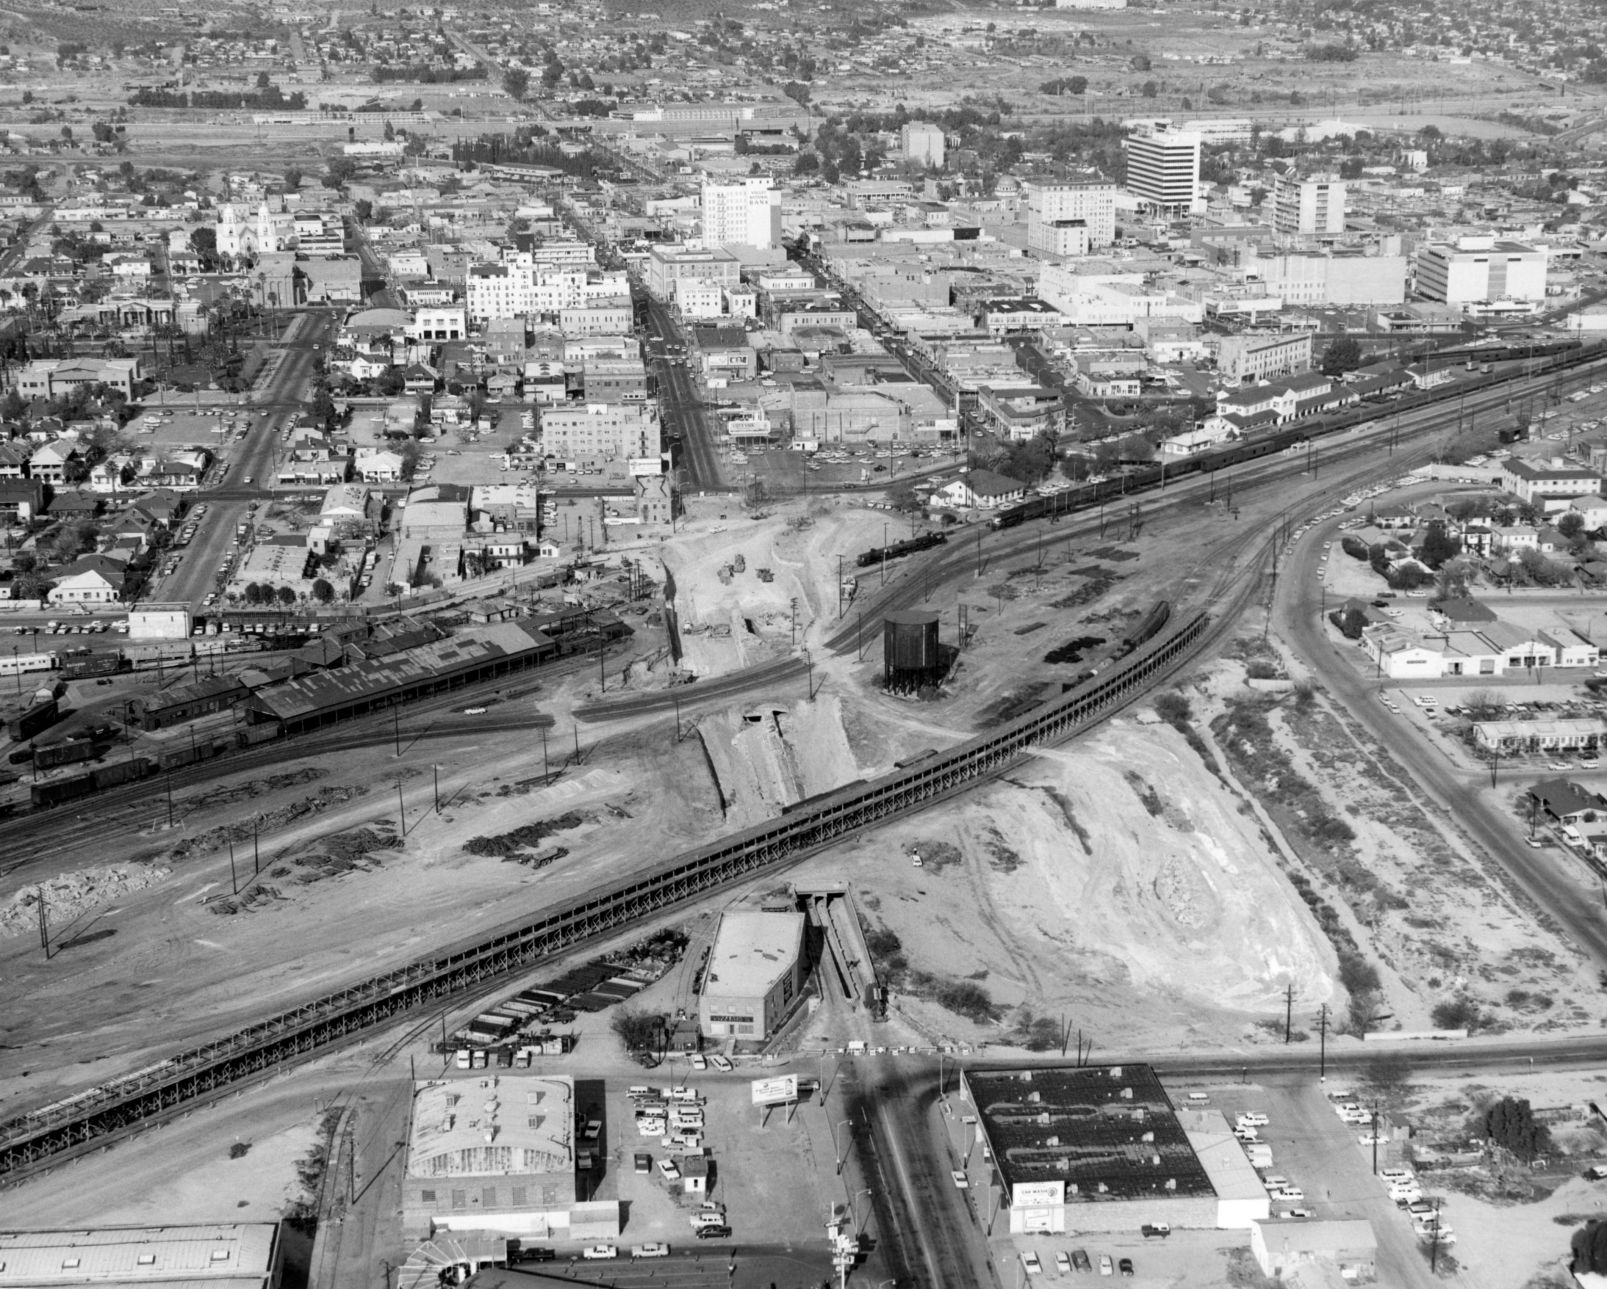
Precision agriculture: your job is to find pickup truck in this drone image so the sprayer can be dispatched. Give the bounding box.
[1141,1224,1170,1239]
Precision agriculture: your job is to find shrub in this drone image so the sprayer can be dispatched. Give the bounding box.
[1481,1095,1551,1161]
[1154,692,1192,726]
[1338,951,1381,996]
[932,979,1000,1024]
[610,1006,668,1064]
[1431,996,1481,1031]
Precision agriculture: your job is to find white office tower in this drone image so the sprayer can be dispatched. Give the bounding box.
[1025,177,1117,255]
[1272,176,1346,237]
[1123,126,1201,216]
[700,177,781,251]
[901,121,946,168]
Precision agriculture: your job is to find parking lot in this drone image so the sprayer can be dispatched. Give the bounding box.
[583,1074,842,1255]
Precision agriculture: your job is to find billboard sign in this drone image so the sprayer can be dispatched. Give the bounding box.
[750,1075,800,1107]
[1012,1181,1066,1208]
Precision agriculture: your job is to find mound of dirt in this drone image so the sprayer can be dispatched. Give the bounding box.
[799,720,1338,1042]
[0,863,171,940]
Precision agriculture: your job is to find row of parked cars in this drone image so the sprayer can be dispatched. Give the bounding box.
[1023,1249,1132,1277]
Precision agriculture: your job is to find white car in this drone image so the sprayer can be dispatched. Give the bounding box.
[1279,1208,1313,1219]
[690,1054,708,1071]
[1359,1133,1387,1145]
[951,1170,970,1189]
[1269,1187,1305,1202]
[1237,1113,1270,1128]
[1022,1252,1043,1275]
[581,1246,618,1260]
[1379,1168,1413,1183]
[710,1054,733,1072]
[632,1243,670,1258]
[656,1159,679,1181]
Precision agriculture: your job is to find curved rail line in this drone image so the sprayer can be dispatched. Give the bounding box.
[0,605,1210,1180]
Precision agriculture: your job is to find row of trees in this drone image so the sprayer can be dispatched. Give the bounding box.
[239,579,336,605]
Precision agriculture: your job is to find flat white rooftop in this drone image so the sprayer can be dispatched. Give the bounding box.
[704,909,803,998]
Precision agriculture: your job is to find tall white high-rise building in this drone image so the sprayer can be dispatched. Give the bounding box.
[1024,176,1117,255]
[900,121,946,169]
[1272,176,1346,237]
[700,177,781,251]
[1123,126,1201,215]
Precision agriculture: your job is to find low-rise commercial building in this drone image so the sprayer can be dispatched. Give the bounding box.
[698,908,805,1041]
[0,1223,284,1289]
[961,1065,1268,1235]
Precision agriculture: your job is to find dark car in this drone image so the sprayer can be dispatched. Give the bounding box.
[1070,1249,1091,1272]
[1119,1258,1134,1278]
[511,1247,554,1263]
[694,1226,731,1240]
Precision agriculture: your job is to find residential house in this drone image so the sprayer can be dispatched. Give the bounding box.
[1529,774,1607,822]
[29,439,80,485]
[0,478,44,523]
[47,553,125,604]
[931,469,1027,510]
[0,441,31,479]
[354,449,406,483]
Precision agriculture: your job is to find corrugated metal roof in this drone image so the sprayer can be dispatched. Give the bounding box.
[0,1224,277,1287]
[251,623,551,721]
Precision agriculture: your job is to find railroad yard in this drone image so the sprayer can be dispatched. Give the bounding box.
[10,0,1607,1284]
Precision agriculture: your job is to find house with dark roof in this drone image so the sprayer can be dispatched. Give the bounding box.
[1527,778,1607,824]
[1430,597,1497,627]
[0,478,44,523]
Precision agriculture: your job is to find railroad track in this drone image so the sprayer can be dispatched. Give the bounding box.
[0,596,1214,1180]
[0,421,1471,1182]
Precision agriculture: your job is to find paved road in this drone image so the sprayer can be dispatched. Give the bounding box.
[642,298,722,490]
[1280,513,1607,970]
[146,311,335,612]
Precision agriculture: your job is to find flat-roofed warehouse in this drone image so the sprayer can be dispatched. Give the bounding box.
[962,1065,1269,1234]
[402,1075,620,1244]
[0,1223,283,1289]
[697,908,805,1040]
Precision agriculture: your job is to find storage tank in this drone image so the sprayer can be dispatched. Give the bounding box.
[883,610,942,692]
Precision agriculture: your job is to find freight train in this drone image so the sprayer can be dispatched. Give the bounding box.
[990,338,1606,532]
[854,530,948,568]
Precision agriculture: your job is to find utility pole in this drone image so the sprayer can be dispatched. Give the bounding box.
[393,703,400,757]
[573,725,581,766]
[253,819,260,875]
[229,839,238,894]
[1317,1004,1330,1082]
[37,885,49,960]
[433,764,440,814]
[1285,983,1293,1043]
[396,779,405,838]
[165,770,174,830]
